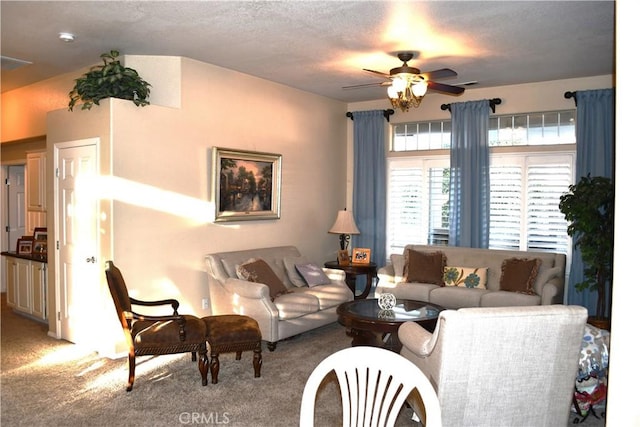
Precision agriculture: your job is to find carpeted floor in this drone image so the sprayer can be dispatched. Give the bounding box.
[1,294,605,426]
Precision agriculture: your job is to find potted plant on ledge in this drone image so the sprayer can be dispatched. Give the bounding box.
[68,50,151,111]
[559,174,614,329]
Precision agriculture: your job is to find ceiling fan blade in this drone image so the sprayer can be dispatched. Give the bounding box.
[342,81,390,90]
[421,68,458,80]
[428,81,465,95]
[363,68,391,78]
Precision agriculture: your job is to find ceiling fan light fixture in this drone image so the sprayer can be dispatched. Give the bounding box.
[391,77,406,92]
[412,80,427,97]
[387,86,399,99]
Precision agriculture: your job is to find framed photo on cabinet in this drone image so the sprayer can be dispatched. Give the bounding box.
[17,237,33,255]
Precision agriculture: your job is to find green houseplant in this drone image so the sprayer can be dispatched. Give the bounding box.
[68,50,151,111]
[559,174,614,323]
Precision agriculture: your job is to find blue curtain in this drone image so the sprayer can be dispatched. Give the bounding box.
[448,100,491,248]
[351,110,387,272]
[566,89,614,316]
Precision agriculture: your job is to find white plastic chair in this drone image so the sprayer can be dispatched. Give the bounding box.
[299,346,442,427]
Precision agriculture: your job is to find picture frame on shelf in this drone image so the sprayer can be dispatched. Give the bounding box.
[17,237,34,255]
[211,147,282,222]
[33,240,47,255]
[33,227,47,242]
[352,248,371,264]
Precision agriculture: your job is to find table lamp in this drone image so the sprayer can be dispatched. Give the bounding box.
[329,209,360,265]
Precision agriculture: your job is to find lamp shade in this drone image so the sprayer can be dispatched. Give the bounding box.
[329,210,360,235]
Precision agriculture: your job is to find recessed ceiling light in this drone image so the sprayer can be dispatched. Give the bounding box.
[59,32,75,42]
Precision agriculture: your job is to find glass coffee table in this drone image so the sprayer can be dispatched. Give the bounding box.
[337,298,443,353]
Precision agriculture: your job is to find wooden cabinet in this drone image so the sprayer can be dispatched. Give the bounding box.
[26,151,46,211]
[26,151,47,234]
[3,255,47,322]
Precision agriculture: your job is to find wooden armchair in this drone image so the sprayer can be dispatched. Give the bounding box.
[105,261,209,391]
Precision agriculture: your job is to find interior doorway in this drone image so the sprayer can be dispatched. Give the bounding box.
[54,138,102,351]
[1,164,26,292]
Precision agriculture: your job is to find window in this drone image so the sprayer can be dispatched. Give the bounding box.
[387,111,575,259]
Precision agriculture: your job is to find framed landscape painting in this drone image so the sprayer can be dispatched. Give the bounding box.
[212,147,282,222]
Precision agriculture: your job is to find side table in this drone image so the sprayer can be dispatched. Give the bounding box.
[324,261,377,299]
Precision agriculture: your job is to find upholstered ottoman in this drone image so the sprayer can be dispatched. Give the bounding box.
[202,315,262,384]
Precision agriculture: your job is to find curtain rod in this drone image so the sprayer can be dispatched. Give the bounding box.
[564,91,577,106]
[440,98,502,113]
[346,109,394,123]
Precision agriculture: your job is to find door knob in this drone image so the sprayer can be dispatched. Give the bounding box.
[86,256,96,263]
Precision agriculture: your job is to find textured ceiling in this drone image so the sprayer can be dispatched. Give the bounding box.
[0,1,615,102]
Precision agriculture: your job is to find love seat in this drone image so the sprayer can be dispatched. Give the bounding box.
[375,244,566,309]
[205,246,353,351]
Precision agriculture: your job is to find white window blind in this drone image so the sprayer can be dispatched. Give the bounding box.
[489,154,573,253]
[386,158,449,256]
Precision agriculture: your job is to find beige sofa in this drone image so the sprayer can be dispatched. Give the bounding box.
[375,244,566,309]
[205,246,353,351]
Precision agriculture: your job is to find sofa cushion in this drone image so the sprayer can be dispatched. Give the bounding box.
[403,249,446,286]
[237,258,290,300]
[295,263,331,287]
[273,291,319,320]
[298,284,353,310]
[443,266,488,289]
[499,258,541,294]
[283,256,309,287]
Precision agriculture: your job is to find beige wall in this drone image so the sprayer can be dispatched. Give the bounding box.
[41,57,347,354]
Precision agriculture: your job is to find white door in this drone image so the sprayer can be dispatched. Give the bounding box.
[7,165,26,249]
[55,140,99,348]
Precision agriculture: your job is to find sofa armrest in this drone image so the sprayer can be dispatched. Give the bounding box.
[219,277,269,299]
[377,264,397,289]
[323,268,347,283]
[398,321,435,356]
[540,277,564,305]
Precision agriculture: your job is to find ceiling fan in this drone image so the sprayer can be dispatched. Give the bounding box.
[344,52,465,111]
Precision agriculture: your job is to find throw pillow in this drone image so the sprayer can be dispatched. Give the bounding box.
[443,266,488,289]
[403,249,446,286]
[499,257,541,294]
[237,258,290,300]
[295,263,331,287]
[283,256,309,287]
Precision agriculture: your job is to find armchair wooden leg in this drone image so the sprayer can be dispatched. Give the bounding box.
[198,346,209,386]
[126,353,135,392]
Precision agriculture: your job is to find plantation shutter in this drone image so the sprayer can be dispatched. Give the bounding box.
[526,162,572,253]
[386,160,425,255]
[489,155,573,253]
[489,165,523,250]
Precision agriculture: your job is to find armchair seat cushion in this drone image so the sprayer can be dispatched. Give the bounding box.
[132,315,208,348]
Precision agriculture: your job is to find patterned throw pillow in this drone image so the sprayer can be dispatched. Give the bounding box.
[443,266,488,289]
[499,257,541,295]
[237,258,290,300]
[402,249,446,286]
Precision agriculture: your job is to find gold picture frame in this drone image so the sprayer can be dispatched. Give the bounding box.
[212,147,282,222]
[351,248,371,264]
